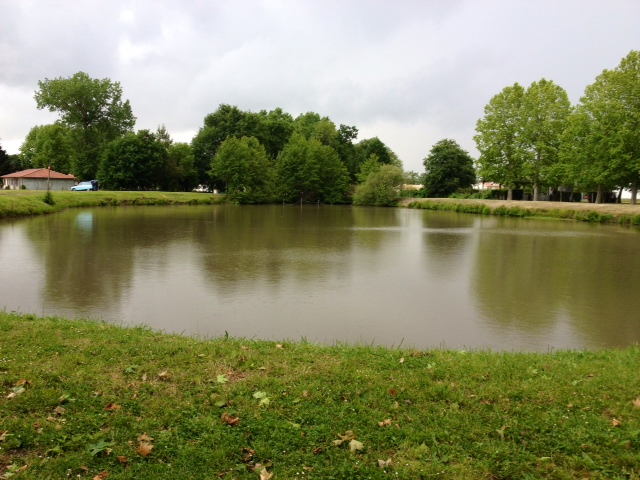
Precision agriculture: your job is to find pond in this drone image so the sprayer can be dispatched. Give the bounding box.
[1,204,639,351]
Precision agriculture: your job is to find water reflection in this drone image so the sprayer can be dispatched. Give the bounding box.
[1,205,639,350]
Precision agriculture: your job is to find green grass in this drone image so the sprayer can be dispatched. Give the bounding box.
[406,199,634,224]
[0,191,224,218]
[1,312,639,479]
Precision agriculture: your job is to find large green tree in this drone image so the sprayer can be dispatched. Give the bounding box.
[209,136,273,203]
[19,123,76,174]
[423,139,476,197]
[521,79,571,200]
[98,130,167,190]
[34,72,135,180]
[562,50,640,203]
[275,133,350,204]
[474,83,526,200]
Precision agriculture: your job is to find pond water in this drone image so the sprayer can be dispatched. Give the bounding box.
[1,205,639,351]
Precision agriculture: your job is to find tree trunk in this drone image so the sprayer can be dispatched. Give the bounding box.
[533,182,541,201]
[631,181,638,205]
[595,184,603,204]
[507,188,513,201]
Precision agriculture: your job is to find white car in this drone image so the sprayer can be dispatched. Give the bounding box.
[71,181,96,191]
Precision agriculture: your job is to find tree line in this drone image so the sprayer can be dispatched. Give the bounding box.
[2,49,638,205]
[474,50,640,204]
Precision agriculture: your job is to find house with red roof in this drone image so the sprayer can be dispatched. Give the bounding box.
[1,168,78,191]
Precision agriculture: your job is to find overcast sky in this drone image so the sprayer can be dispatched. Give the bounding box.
[1,0,639,172]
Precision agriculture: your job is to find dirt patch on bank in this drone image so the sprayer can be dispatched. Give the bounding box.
[399,197,640,217]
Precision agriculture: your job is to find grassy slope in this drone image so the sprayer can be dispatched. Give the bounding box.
[0,190,223,218]
[401,198,640,225]
[1,313,639,479]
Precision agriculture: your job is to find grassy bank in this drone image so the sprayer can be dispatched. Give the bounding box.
[1,313,638,479]
[402,198,640,225]
[0,191,224,219]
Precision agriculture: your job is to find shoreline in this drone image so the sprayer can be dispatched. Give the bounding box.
[400,197,640,225]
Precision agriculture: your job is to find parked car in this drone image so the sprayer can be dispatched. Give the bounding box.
[71,180,98,191]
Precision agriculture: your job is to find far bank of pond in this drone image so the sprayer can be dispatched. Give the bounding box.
[2,190,640,225]
[401,197,640,225]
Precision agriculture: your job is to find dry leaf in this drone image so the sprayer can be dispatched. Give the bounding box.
[388,389,398,396]
[378,419,392,427]
[612,418,621,427]
[312,447,323,455]
[241,346,250,350]
[93,471,109,480]
[117,456,128,463]
[105,402,122,411]
[0,431,8,442]
[349,439,364,453]
[399,357,405,364]
[157,371,170,381]
[136,442,153,457]
[53,406,66,416]
[137,433,154,442]
[275,344,284,349]
[221,412,240,426]
[259,467,274,480]
[633,397,640,408]
[15,379,31,387]
[378,458,392,468]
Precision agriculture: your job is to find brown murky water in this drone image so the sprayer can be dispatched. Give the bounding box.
[1,205,639,351]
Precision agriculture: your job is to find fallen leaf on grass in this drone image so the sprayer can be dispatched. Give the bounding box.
[259,467,273,479]
[7,386,25,399]
[0,431,9,442]
[117,456,128,463]
[399,357,405,364]
[89,439,113,456]
[217,374,228,384]
[15,379,31,387]
[378,458,392,468]
[349,439,364,453]
[53,406,66,416]
[332,431,355,446]
[93,471,109,480]
[253,391,270,406]
[612,418,621,427]
[633,397,640,408]
[221,412,240,426]
[137,441,153,457]
[157,371,170,381]
[378,419,392,427]
[137,433,154,443]
[275,344,284,349]
[105,402,122,411]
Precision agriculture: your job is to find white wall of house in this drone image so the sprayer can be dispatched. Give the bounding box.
[2,178,76,191]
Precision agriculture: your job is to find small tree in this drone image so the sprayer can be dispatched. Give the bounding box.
[423,139,476,197]
[209,136,273,203]
[353,164,404,206]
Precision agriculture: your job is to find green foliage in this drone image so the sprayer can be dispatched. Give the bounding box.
[0,142,12,177]
[42,190,55,206]
[209,136,273,203]
[353,164,404,206]
[474,83,526,193]
[98,130,168,190]
[355,154,382,183]
[19,123,76,173]
[275,133,350,204]
[34,72,136,180]
[423,139,476,197]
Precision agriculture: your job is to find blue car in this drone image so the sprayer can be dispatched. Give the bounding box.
[71,180,98,191]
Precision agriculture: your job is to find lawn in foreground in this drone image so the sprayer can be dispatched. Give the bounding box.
[0,312,638,479]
